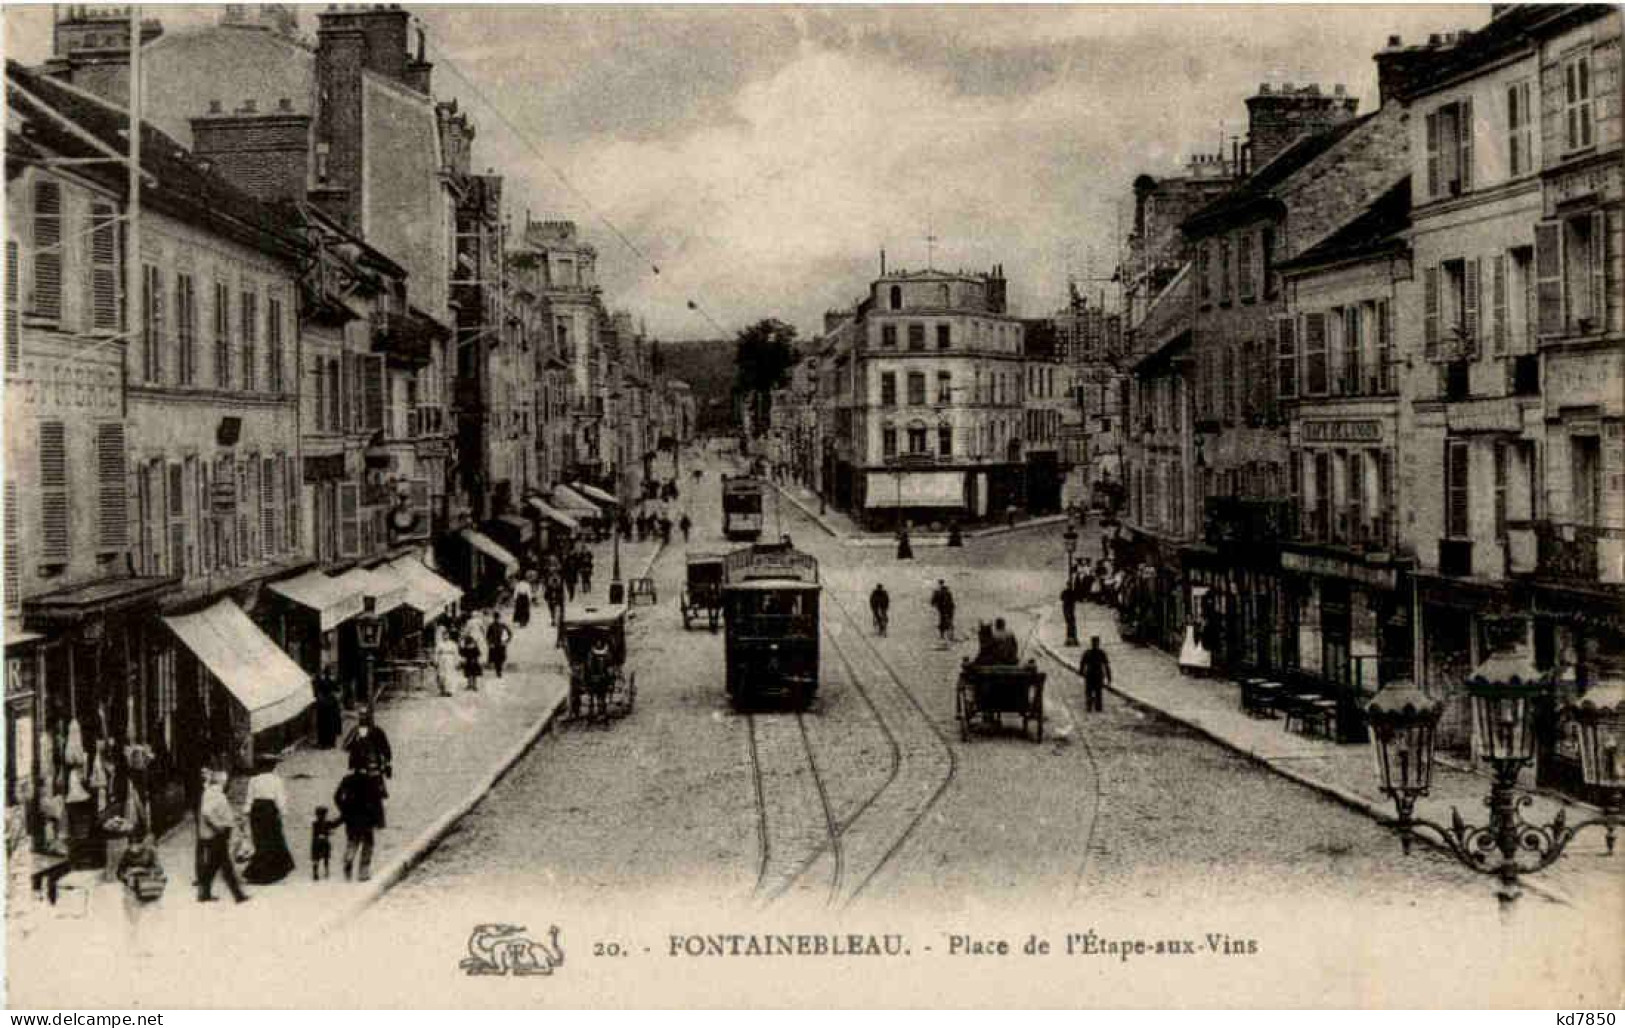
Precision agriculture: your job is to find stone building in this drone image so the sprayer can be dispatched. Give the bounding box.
[1020,317,1069,515]
[821,266,1028,528]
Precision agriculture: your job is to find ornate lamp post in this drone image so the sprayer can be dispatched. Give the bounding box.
[355,594,383,711]
[1062,523,1080,646]
[1367,675,1622,906]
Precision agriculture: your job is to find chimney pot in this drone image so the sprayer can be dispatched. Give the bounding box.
[1428,33,1442,45]
[278,97,292,111]
[1387,34,1402,47]
[1334,83,1346,96]
[208,99,222,113]
[242,98,256,113]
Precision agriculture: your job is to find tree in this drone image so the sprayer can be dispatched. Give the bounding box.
[732,318,798,438]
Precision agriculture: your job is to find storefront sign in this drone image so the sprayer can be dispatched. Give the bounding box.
[5,655,36,700]
[1281,550,1397,590]
[211,481,237,514]
[1303,420,1382,444]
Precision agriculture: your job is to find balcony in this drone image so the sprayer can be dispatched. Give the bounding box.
[1518,521,1625,585]
[1202,497,1295,548]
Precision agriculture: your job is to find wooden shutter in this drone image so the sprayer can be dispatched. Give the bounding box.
[4,481,19,607]
[1425,112,1440,198]
[1446,440,1469,538]
[1590,209,1607,331]
[38,420,68,562]
[1304,312,1327,395]
[143,264,163,383]
[1463,257,1480,355]
[1376,300,1393,393]
[6,240,19,374]
[261,456,276,558]
[285,458,299,552]
[90,201,119,331]
[96,422,127,552]
[1491,254,1507,355]
[1276,316,1296,400]
[31,181,62,321]
[363,355,385,430]
[167,461,185,575]
[1423,264,1440,359]
[1535,221,1563,336]
[1606,208,1622,335]
[408,478,430,538]
[1458,98,1473,192]
[338,481,360,558]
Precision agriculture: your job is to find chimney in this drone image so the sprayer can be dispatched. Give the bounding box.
[190,104,314,204]
[1244,81,1359,171]
[312,15,366,231]
[986,264,1008,314]
[315,4,411,86]
[43,5,164,105]
[1374,35,1442,107]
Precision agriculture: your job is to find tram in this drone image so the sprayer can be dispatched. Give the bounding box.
[720,474,766,541]
[722,541,820,709]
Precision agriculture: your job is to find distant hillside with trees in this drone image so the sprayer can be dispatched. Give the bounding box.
[659,338,739,434]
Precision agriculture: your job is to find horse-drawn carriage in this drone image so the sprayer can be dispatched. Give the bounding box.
[722,542,820,709]
[562,604,636,723]
[680,553,726,630]
[956,659,1045,742]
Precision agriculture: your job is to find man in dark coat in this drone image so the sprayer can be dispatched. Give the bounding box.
[333,765,386,882]
[1061,581,1078,647]
[579,549,594,594]
[486,611,513,678]
[869,583,890,636]
[929,580,955,642]
[346,709,393,780]
[1079,636,1111,713]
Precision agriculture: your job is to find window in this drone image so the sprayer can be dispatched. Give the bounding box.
[907,421,927,454]
[938,424,952,457]
[1223,345,1238,421]
[4,482,17,607]
[1536,212,1611,336]
[38,420,68,562]
[906,371,926,406]
[328,358,342,429]
[1303,312,1328,396]
[175,273,196,385]
[1493,440,1508,541]
[1445,439,1469,538]
[1425,98,1473,197]
[1197,242,1211,301]
[936,370,951,404]
[1238,231,1254,300]
[267,297,284,392]
[880,371,896,407]
[1374,299,1393,393]
[1261,227,1276,298]
[1341,306,1361,394]
[882,424,897,458]
[1427,258,1479,358]
[1509,246,1534,352]
[881,324,897,349]
[213,282,231,387]
[1506,79,1533,177]
[889,285,902,310]
[1564,52,1593,152]
[936,324,950,350]
[89,201,119,332]
[1572,435,1601,527]
[1218,236,1231,302]
[5,240,17,374]
[141,264,163,383]
[907,323,925,351]
[240,289,258,390]
[313,357,326,431]
[30,180,62,322]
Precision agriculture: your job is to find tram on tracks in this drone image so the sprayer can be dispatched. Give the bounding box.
[720,474,766,541]
[722,541,820,709]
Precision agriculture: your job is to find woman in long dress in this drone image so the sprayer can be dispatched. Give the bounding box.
[241,758,294,884]
[434,631,462,696]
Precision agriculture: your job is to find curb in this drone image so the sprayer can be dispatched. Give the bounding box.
[1029,609,1573,907]
[321,542,668,934]
[769,480,1068,547]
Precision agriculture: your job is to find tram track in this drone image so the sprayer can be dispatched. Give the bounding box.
[746,708,844,906]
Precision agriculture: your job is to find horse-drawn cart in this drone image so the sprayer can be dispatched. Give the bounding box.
[680,553,726,630]
[956,660,1045,742]
[562,604,636,723]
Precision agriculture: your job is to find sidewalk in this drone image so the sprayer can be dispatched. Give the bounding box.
[1029,599,1620,906]
[7,536,663,973]
[766,476,1069,547]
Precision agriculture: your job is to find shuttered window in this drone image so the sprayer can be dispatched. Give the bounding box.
[1462,257,1480,354]
[1302,313,1327,396]
[1589,209,1607,333]
[1376,299,1393,394]
[89,201,119,332]
[1238,231,1254,300]
[266,297,284,393]
[338,481,360,558]
[1491,254,1507,356]
[1423,264,1440,358]
[6,240,20,374]
[175,273,196,384]
[363,355,385,431]
[1535,222,1563,336]
[96,422,127,552]
[1276,316,1297,400]
[285,458,299,551]
[141,264,163,383]
[214,282,231,387]
[240,289,258,391]
[4,481,19,608]
[31,181,62,321]
[1425,111,1439,198]
[39,420,69,563]
[235,460,250,563]
[168,461,185,577]
[261,456,276,559]
[1445,440,1470,539]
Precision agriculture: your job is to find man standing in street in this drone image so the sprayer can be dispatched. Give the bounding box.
[1061,579,1078,647]
[1079,635,1111,713]
[197,771,248,903]
[870,583,890,636]
[486,611,513,679]
[929,580,955,644]
[334,762,385,883]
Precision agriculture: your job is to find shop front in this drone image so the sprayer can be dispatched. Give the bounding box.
[1525,581,1625,803]
[526,496,580,558]
[1415,574,1528,755]
[263,568,365,677]
[450,528,521,606]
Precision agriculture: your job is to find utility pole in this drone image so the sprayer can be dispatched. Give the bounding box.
[126,5,142,371]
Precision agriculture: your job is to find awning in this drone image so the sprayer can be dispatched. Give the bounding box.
[495,514,535,544]
[552,485,602,517]
[572,482,620,507]
[527,497,580,531]
[459,529,520,574]
[267,569,365,632]
[331,566,407,615]
[163,600,311,734]
[4,619,44,649]
[385,555,463,621]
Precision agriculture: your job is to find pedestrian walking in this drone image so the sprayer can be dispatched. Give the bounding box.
[512,577,533,628]
[486,611,513,679]
[433,629,461,696]
[196,771,247,903]
[896,527,913,560]
[563,554,578,601]
[1079,635,1111,712]
[241,756,294,885]
[929,580,955,643]
[312,667,343,749]
[460,624,483,692]
[579,549,594,594]
[333,764,386,883]
[659,515,672,544]
[870,583,890,636]
[1061,580,1079,646]
[544,572,565,626]
[679,513,692,542]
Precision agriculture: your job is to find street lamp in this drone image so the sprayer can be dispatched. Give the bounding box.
[1062,523,1080,646]
[355,594,383,711]
[1366,673,1622,906]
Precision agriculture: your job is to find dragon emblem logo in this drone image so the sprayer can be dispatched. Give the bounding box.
[460,923,565,977]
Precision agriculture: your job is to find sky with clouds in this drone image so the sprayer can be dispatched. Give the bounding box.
[5,3,1487,340]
